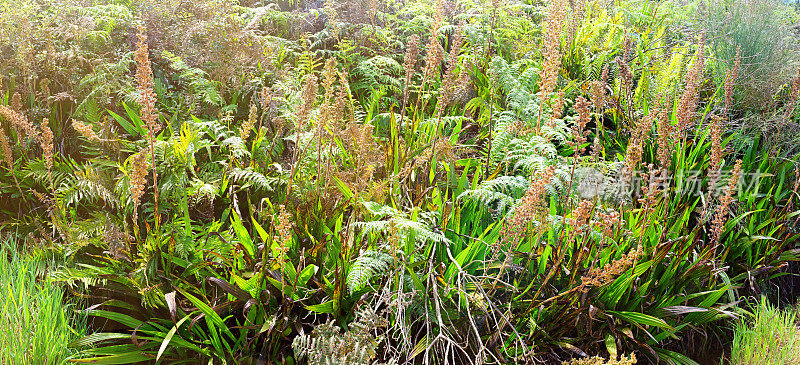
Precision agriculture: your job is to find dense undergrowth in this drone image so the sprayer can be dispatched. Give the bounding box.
[1,0,800,364]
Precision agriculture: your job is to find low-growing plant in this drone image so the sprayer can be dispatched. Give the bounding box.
[730,297,800,365]
[0,240,87,364]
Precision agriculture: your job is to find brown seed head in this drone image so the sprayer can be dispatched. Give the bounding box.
[39,119,54,170]
[724,47,741,113]
[129,148,151,223]
[710,159,742,247]
[296,74,318,131]
[134,26,161,139]
[708,114,724,191]
[402,35,421,105]
[581,244,643,290]
[0,104,36,143]
[538,0,568,97]
[0,126,11,169]
[241,102,258,141]
[500,166,555,246]
[571,96,592,153]
[676,43,705,136]
[73,120,101,142]
[11,93,21,112]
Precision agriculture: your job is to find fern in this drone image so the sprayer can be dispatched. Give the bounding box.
[504,136,557,172]
[457,175,528,215]
[59,164,119,210]
[75,53,135,119]
[355,202,450,246]
[162,51,223,107]
[292,307,385,365]
[193,118,250,160]
[352,56,402,96]
[227,167,276,192]
[347,249,395,293]
[487,56,572,174]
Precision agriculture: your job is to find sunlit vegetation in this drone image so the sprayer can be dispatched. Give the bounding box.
[1,0,800,363]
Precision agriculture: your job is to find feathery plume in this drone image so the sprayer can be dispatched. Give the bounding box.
[73,120,102,142]
[422,14,444,83]
[708,114,724,192]
[568,200,595,238]
[655,104,672,169]
[676,42,705,137]
[134,27,160,139]
[241,101,258,141]
[588,78,607,112]
[500,166,555,247]
[275,205,294,249]
[296,74,318,131]
[596,209,621,239]
[580,244,643,290]
[710,159,742,247]
[552,90,566,120]
[402,35,420,107]
[591,126,601,162]
[134,25,161,228]
[129,148,150,225]
[724,47,741,113]
[617,56,633,111]
[538,0,568,97]
[624,106,656,177]
[0,104,36,143]
[11,92,21,112]
[571,96,592,154]
[40,119,53,171]
[436,25,466,117]
[0,126,11,169]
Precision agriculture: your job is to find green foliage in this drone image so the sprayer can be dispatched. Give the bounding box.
[730,297,800,365]
[0,241,87,364]
[1,0,800,364]
[292,307,387,365]
[700,0,799,108]
[347,249,395,293]
[352,55,403,99]
[162,51,223,108]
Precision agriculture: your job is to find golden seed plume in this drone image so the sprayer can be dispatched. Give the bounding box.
[539,0,568,97]
[73,120,101,142]
[676,42,705,137]
[710,159,742,247]
[402,35,420,106]
[134,26,161,139]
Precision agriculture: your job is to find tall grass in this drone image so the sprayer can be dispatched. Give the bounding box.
[0,242,86,364]
[730,297,800,365]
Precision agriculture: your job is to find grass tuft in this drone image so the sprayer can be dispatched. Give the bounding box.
[0,242,86,364]
[730,297,800,365]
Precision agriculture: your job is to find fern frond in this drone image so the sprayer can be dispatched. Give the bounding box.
[162,51,223,107]
[58,164,119,209]
[458,175,528,215]
[347,249,395,293]
[227,167,276,192]
[353,56,403,95]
